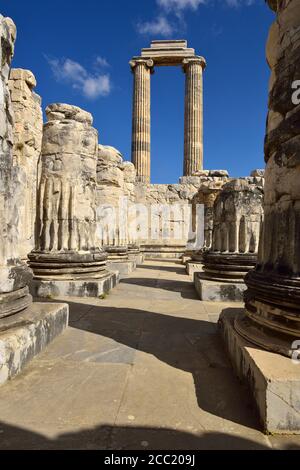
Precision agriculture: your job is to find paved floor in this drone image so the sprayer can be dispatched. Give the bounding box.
[0,260,300,450]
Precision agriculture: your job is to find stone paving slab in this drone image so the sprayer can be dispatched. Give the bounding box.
[0,261,300,449]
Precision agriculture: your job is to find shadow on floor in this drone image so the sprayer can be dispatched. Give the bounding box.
[121,277,198,300]
[67,303,259,431]
[0,421,277,450]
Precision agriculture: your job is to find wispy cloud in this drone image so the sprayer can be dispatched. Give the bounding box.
[94,56,110,68]
[137,0,258,37]
[46,56,111,99]
[157,0,206,12]
[137,16,174,37]
[158,0,256,9]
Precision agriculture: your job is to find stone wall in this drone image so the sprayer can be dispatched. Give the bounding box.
[8,68,43,259]
[135,172,229,257]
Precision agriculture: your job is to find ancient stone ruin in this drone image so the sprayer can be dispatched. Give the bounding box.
[195,176,264,302]
[130,40,206,183]
[220,0,300,433]
[0,15,68,385]
[0,0,300,443]
[28,103,117,298]
[8,68,43,260]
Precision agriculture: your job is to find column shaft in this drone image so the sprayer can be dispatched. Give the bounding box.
[183,58,205,176]
[130,60,153,184]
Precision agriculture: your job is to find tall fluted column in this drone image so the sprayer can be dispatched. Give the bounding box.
[130,59,154,184]
[183,57,206,176]
[235,0,300,357]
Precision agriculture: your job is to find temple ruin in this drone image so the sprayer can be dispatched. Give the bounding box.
[0,0,300,449]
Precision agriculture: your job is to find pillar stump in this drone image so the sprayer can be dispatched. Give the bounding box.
[29,104,118,298]
[195,178,264,301]
[96,145,137,277]
[0,17,68,386]
[187,183,225,276]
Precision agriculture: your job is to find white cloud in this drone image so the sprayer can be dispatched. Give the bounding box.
[95,56,110,68]
[157,0,205,11]
[137,0,257,37]
[158,0,256,8]
[137,16,174,37]
[47,57,111,99]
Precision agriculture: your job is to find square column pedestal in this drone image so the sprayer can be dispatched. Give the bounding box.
[29,272,119,299]
[219,309,300,434]
[194,253,257,302]
[195,273,246,302]
[105,247,137,279]
[28,251,119,299]
[0,302,68,385]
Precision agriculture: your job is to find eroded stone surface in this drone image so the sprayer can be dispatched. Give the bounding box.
[8,68,43,259]
[0,15,32,313]
[196,177,264,302]
[236,0,300,356]
[29,104,112,294]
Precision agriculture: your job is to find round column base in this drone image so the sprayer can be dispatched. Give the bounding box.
[236,270,300,357]
[28,250,109,281]
[0,286,32,319]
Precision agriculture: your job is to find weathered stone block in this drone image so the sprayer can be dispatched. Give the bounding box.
[0,302,69,385]
[29,271,119,299]
[219,309,300,434]
[195,274,246,302]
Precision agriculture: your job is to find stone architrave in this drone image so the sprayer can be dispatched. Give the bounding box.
[195,177,264,302]
[130,41,206,183]
[0,16,68,386]
[8,68,43,259]
[28,104,118,297]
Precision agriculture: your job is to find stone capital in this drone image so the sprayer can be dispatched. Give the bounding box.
[129,58,155,74]
[182,56,206,73]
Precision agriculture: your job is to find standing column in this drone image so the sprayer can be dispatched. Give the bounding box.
[234,0,300,357]
[183,57,206,176]
[130,59,154,184]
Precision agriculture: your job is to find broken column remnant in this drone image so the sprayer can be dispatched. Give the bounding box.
[29,104,118,297]
[0,16,68,386]
[96,145,138,277]
[186,171,229,276]
[8,68,43,259]
[195,177,264,301]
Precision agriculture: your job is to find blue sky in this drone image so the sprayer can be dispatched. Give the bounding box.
[2,0,274,183]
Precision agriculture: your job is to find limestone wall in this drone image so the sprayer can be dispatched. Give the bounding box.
[8,68,43,259]
[134,172,229,255]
